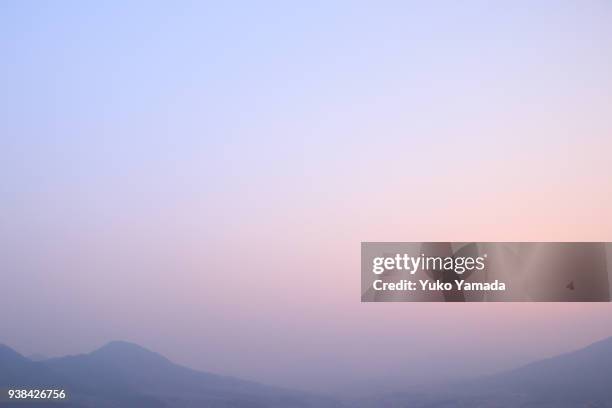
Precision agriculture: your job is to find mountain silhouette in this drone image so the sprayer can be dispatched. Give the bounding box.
[4,338,612,407]
[0,341,342,408]
[361,336,612,408]
[0,344,67,393]
[0,344,28,366]
[480,336,612,403]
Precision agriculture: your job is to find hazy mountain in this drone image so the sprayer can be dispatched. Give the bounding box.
[3,337,612,407]
[0,344,67,390]
[469,335,612,407]
[0,341,343,408]
[0,344,28,366]
[362,336,612,408]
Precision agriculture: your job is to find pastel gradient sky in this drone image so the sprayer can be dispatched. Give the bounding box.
[1,0,612,394]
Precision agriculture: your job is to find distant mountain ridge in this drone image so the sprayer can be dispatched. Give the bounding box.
[3,337,612,407]
[362,336,612,408]
[0,341,342,408]
[481,336,612,402]
[0,344,29,365]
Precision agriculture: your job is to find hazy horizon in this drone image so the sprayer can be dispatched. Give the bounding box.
[2,0,612,396]
[4,329,612,396]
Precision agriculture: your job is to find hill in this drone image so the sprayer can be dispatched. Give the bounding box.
[0,341,342,408]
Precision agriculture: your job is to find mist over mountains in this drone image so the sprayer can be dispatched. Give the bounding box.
[0,341,342,408]
[362,336,612,408]
[2,337,612,407]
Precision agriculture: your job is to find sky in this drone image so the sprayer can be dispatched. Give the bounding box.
[1,0,612,395]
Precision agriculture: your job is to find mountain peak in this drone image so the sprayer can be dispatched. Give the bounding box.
[98,340,150,352]
[90,341,171,367]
